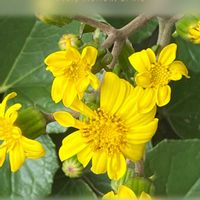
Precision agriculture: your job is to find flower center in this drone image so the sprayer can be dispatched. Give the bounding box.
[188,22,200,43]
[64,61,89,81]
[81,109,127,155]
[150,63,170,87]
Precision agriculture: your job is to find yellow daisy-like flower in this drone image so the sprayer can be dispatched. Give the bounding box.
[188,21,200,43]
[44,43,100,107]
[102,185,152,200]
[129,43,189,109]
[54,72,158,180]
[0,92,45,172]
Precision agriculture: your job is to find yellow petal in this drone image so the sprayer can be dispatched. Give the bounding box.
[70,98,95,118]
[51,76,68,103]
[102,191,115,199]
[101,72,131,115]
[91,151,108,174]
[81,46,98,67]
[118,185,137,200]
[53,111,82,129]
[77,146,93,167]
[5,103,22,124]
[0,143,7,167]
[129,50,151,72]
[45,51,69,68]
[59,131,87,161]
[62,81,77,107]
[121,143,145,162]
[146,48,156,63]
[66,46,81,60]
[21,137,45,159]
[76,77,90,99]
[107,153,127,180]
[156,85,171,107]
[139,192,152,200]
[116,86,143,119]
[158,43,177,65]
[127,119,158,145]
[89,72,100,90]
[169,61,189,80]
[9,142,25,172]
[137,88,156,113]
[135,72,152,88]
[0,92,17,117]
[126,106,157,127]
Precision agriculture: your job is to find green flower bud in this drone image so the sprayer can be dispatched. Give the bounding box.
[36,13,72,27]
[62,156,84,178]
[15,107,46,139]
[59,34,82,50]
[175,15,200,43]
[125,177,155,197]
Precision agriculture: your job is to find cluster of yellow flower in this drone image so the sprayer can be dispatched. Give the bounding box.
[44,42,189,199]
[0,40,189,199]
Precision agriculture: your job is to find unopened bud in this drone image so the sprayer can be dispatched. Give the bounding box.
[125,177,155,197]
[175,15,200,44]
[62,156,83,178]
[36,13,72,27]
[59,34,82,50]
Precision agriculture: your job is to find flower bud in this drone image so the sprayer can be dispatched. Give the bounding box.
[62,156,83,178]
[125,177,155,197]
[15,107,46,139]
[59,34,82,50]
[175,15,200,43]
[36,13,72,27]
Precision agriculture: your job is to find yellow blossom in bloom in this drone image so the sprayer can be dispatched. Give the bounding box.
[44,43,100,107]
[54,72,158,180]
[188,21,200,43]
[102,185,152,200]
[0,92,45,172]
[129,43,189,110]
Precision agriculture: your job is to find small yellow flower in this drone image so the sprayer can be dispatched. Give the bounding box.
[54,72,158,180]
[102,185,152,200]
[44,44,100,107]
[129,43,189,109]
[0,92,45,172]
[188,21,200,43]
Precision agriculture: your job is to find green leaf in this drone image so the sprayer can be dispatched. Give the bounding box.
[0,17,83,112]
[0,135,59,199]
[145,139,200,197]
[46,121,67,134]
[130,18,158,44]
[175,36,200,72]
[51,168,98,199]
[54,179,97,199]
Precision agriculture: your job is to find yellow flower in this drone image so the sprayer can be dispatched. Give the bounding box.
[188,21,200,43]
[102,185,152,200]
[44,44,100,107]
[54,72,158,180]
[129,43,189,109]
[0,92,45,172]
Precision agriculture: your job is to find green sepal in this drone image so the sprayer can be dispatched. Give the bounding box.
[125,177,155,197]
[15,107,46,139]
